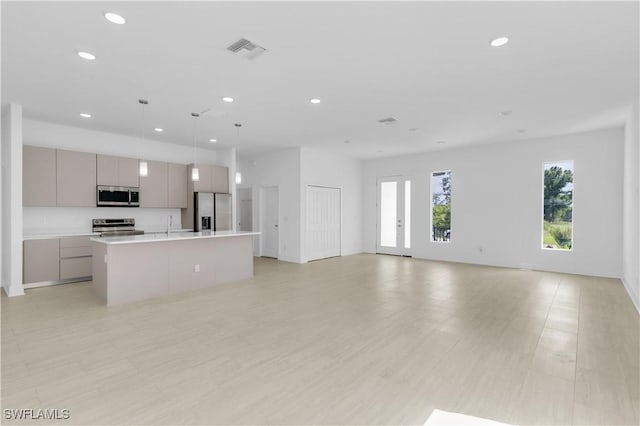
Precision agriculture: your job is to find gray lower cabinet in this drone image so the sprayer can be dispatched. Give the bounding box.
[60,258,92,280]
[23,239,60,284]
[23,146,57,207]
[57,149,97,207]
[23,236,93,285]
[59,237,92,281]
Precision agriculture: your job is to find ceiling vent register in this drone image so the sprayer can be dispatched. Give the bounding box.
[227,38,267,60]
[377,117,399,125]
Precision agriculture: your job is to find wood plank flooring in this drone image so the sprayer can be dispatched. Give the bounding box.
[2,254,638,425]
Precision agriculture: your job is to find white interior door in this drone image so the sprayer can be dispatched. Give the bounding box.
[306,185,341,261]
[377,177,411,256]
[262,186,279,258]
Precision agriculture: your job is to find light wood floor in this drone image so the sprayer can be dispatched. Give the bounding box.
[2,254,639,425]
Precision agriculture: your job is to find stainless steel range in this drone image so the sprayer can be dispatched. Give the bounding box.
[93,218,144,237]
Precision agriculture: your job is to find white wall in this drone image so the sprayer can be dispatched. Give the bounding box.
[300,147,363,261]
[363,127,624,278]
[623,102,640,312]
[22,119,232,233]
[23,207,182,234]
[241,148,302,263]
[2,104,25,296]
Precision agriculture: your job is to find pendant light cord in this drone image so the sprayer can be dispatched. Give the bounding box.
[192,113,199,164]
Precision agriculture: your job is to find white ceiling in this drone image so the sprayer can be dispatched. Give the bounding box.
[2,1,638,159]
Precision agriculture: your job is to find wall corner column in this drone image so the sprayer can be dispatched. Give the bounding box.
[1,103,25,297]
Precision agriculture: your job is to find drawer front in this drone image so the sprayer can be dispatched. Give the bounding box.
[60,236,92,248]
[60,246,92,258]
[60,257,92,280]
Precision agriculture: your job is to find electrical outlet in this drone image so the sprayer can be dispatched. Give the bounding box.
[194,264,200,272]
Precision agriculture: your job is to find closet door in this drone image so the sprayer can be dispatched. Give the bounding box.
[306,185,341,261]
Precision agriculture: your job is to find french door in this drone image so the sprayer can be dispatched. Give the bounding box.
[376,176,411,256]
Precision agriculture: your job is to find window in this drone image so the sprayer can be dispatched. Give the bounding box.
[431,170,451,242]
[404,180,411,249]
[542,161,573,250]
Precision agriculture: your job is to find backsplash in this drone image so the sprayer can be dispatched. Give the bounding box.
[23,207,184,234]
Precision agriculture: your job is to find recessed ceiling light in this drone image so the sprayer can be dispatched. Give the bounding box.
[154,128,164,132]
[222,97,234,103]
[209,138,217,143]
[104,12,126,25]
[79,113,92,118]
[490,37,509,47]
[77,51,96,61]
[499,110,512,116]
[436,140,446,144]
[310,98,321,104]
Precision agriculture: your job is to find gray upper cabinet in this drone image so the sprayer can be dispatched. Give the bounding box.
[97,155,139,187]
[119,157,139,187]
[23,145,57,206]
[140,160,168,207]
[56,149,97,207]
[168,163,187,208]
[211,165,229,193]
[191,164,229,193]
[192,164,213,193]
[96,155,119,186]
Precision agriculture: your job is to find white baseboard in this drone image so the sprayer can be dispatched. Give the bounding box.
[621,277,640,314]
[2,282,25,297]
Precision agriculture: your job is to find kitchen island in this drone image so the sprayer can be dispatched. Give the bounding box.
[91,231,259,305]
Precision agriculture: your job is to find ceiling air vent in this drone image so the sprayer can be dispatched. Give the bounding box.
[226,38,267,60]
[378,117,399,125]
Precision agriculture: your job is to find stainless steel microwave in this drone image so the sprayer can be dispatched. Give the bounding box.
[97,186,140,207]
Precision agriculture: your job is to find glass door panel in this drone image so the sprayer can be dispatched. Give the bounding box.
[377,176,411,256]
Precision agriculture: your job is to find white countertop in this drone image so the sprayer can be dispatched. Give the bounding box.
[23,230,100,240]
[23,228,193,240]
[91,230,260,245]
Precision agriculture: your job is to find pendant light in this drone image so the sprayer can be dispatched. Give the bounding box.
[191,112,200,181]
[234,123,242,184]
[138,99,149,176]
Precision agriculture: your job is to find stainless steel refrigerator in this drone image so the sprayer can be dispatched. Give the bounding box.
[194,192,232,231]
